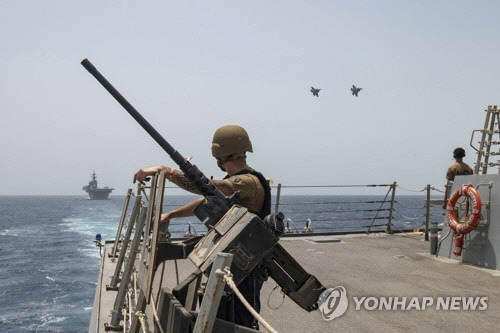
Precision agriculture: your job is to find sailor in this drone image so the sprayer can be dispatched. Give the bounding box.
[351,85,362,97]
[310,86,320,97]
[133,125,270,329]
[442,147,474,209]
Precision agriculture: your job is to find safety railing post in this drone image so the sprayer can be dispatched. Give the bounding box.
[274,183,282,213]
[110,188,133,258]
[107,203,147,330]
[108,188,142,290]
[425,184,431,241]
[386,182,397,234]
[193,253,234,333]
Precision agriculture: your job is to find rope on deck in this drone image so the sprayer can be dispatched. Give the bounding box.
[128,290,133,330]
[135,311,147,333]
[122,308,127,333]
[127,270,166,333]
[133,270,138,307]
[222,267,279,333]
[150,293,166,333]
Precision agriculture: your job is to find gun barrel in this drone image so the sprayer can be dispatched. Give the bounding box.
[81,58,186,163]
[81,58,226,202]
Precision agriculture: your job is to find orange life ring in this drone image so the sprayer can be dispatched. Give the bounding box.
[446,185,481,234]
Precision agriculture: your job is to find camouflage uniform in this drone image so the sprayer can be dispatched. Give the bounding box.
[222,167,270,329]
[210,125,270,329]
[221,173,265,213]
[446,162,474,181]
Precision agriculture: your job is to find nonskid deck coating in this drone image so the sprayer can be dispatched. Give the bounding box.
[261,233,500,332]
[92,233,500,332]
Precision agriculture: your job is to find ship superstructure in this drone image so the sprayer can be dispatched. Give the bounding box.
[82,171,114,200]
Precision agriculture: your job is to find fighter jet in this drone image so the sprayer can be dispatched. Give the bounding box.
[351,85,362,97]
[310,87,321,97]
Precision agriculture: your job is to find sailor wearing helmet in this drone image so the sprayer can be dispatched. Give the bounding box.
[133,125,270,329]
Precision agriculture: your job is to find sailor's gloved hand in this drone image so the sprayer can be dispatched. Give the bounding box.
[133,165,167,184]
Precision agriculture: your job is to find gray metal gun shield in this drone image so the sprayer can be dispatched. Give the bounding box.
[188,205,279,284]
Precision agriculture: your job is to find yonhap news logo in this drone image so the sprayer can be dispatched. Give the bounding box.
[318,286,488,322]
[352,296,488,311]
[318,286,349,321]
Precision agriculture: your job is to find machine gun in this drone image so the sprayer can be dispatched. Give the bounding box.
[81,59,326,331]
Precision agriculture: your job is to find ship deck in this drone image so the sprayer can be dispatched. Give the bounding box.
[92,232,500,333]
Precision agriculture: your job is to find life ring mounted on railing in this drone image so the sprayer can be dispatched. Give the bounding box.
[446,185,482,234]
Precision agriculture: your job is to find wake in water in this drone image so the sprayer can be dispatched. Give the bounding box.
[0,196,123,332]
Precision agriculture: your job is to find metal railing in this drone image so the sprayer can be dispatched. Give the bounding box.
[272,182,397,234]
[272,182,448,237]
[139,181,447,238]
[394,184,445,241]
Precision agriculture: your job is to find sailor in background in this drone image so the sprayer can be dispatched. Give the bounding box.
[133,125,270,329]
[442,147,474,209]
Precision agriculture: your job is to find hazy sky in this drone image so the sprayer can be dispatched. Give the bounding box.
[1,1,499,196]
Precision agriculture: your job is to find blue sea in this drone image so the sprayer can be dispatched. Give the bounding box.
[0,194,443,332]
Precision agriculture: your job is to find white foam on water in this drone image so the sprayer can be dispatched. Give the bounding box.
[53,294,69,304]
[0,229,19,237]
[46,276,55,282]
[32,313,67,331]
[103,213,121,219]
[79,247,101,259]
[60,217,117,240]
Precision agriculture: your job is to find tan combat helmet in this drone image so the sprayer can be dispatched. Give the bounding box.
[211,125,253,158]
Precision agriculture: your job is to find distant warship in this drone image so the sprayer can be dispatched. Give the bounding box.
[82,171,114,200]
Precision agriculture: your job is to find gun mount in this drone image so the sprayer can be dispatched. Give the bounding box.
[82,59,326,332]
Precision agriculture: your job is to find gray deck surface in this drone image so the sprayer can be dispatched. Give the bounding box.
[92,233,500,332]
[261,233,500,332]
